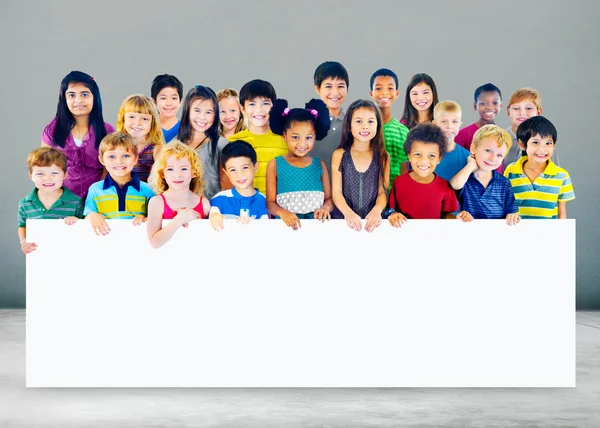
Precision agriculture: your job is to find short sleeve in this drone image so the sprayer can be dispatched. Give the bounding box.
[442,182,459,214]
[75,199,85,219]
[41,119,57,145]
[83,185,98,216]
[504,181,519,215]
[558,172,575,202]
[17,201,27,227]
[105,122,116,133]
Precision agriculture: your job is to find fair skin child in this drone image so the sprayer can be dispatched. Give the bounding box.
[210,156,259,231]
[19,164,79,254]
[146,155,210,249]
[450,138,520,225]
[315,77,347,119]
[331,107,389,232]
[518,134,566,219]
[410,82,434,124]
[241,97,273,135]
[86,146,146,235]
[41,82,93,145]
[266,121,334,230]
[433,111,463,154]
[388,141,473,227]
[186,98,215,150]
[153,87,181,131]
[123,110,161,160]
[219,96,242,139]
[508,99,541,134]
[474,91,502,127]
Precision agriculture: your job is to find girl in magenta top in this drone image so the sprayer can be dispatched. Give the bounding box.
[146,142,210,249]
[41,71,114,200]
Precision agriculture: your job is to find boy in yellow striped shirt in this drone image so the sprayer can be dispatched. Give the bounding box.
[503,116,574,218]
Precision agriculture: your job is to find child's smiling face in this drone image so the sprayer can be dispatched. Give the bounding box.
[30,164,67,193]
[409,83,433,112]
[315,77,347,113]
[370,75,399,110]
[520,133,555,165]
[189,98,216,136]
[100,146,137,179]
[350,107,378,143]
[219,96,242,134]
[223,156,258,191]
[508,99,540,128]
[163,155,194,190]
[408,141,441,179]
[154,87,181,120]
[124,111,153,142]
[283,121,315,158]
[434,111,462,143]
[242,97,273,129]
[471,137,507,171]
[65,83,93,117]
[475,91,502,123]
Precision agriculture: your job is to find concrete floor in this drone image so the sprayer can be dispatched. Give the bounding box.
[1,309,599,428]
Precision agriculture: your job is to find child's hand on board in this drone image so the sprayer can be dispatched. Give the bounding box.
[345,212,362,231]
[88,212,110,236]
[175,208,200,226]
[21,240,37,254]
[365,210,382,232]
[280,210,301,230]
[456,211,473,222]
[237,215,252,225]
[132,215,147,226]
[209,213,225,231]
[314,208,331,222]
[63,216,78,226]
[506,213,521,226]
[388,212,407,228]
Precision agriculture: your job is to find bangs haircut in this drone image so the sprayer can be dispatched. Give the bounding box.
[239,79,277,105]
[99,131,138,159]
[216,88,247,136]
[151,74,183,100]
[117,94,166,147]
[220,140,257,168]
[148,140,205,196]
[314,61,350,88]
[27,147,68,174]
[516,116,558,147]
[507,87,542,111]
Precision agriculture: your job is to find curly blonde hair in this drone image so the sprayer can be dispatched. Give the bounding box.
[116,94,166,148]
[216,88,247,137]
[148,140,204,196]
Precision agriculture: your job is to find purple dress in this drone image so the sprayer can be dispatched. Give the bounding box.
[42,118,115,200]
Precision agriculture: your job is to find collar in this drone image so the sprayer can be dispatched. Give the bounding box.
[330,108,344,122]
[103,172,141,191]
[514,156,558,175]
[232,186,259,199]
[25,186,76,203]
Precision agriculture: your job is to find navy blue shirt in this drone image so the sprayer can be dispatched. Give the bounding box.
[459,171,518,219]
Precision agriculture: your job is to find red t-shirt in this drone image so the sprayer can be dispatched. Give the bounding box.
[390,173,458,219]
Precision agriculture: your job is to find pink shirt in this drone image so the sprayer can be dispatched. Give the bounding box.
[455,122,480,151]
[42,118,115,200]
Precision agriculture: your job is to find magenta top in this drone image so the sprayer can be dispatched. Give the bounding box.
[42,118,115,200]
[455,122,480,151]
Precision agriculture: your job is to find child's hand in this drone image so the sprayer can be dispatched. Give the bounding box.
[388,212,407,228]
[365,210,382,233]
[466,155,479,172]
[63,216,78,226]
[506,213,521,226]
[345,212,362,231]
[21,240,37,254]
[175,208,200,225]
[237,215,252,225]
[89,212,110,236]
[209,213,225,231]
[280,210,301,230]
[456,211,473,222]
[132,215,147,226]
[314,208,331,222]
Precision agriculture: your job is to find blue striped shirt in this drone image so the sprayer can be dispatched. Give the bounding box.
[210,187,268,219]
[459,171,518,219]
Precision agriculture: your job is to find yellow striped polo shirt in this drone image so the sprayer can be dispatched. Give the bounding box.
[503,157,575,219]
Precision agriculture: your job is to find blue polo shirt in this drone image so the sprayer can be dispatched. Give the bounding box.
[162,121,180,143]
[84,173,155,218]
[209,187,268,219]
[459,171,518,219]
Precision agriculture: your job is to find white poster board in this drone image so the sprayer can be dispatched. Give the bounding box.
[26,219,575,387]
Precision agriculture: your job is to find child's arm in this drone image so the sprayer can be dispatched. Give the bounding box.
[266,159,301,230]
[83,187,111,235]
[209,209,226,231]
[146,196,199,249]
[314,160,334,221]
[18,226,37,254]
[365,156,390,232]
[558,201,567,219]
[450,155,478,190]
[331,149,362,231]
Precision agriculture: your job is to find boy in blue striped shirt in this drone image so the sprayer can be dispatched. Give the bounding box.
[450,125,520,225]
[18,147,83,254]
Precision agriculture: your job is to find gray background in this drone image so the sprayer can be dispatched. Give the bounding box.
[0,0,598,308]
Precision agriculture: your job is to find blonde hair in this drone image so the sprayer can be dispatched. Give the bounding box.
[99,131,138,159]
[116,94,166,147]
[433,100,462,121]
[507,88,542,111]
[216,88,247,136]
[148,140,204,196]
[27,147,68,174]
[471,124,512,152]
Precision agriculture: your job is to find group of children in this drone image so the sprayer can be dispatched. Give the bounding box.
[18,63,576,253]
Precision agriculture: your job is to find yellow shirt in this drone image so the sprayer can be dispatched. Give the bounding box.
[228,130,288,195]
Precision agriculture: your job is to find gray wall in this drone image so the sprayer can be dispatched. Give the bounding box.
[1,0,598,308]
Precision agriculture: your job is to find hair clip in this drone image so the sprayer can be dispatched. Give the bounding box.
[194,84,199,88]
[308,109,318,119]
[90,76,94,81]
[282,108,290,117]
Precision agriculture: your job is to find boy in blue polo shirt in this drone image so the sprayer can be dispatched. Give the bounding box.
[84,132,155,235]
[450,125,520,225]
[18,147,83,254]
[209,140,268,231]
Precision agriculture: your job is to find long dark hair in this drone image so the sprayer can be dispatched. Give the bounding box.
[400,73,439,129]
[339,99,389,176]
[53,71,107,148]
[269,98,330,140]
[177,85,221,167]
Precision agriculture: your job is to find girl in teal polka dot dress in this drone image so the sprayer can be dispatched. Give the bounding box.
[266,98,333,230]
